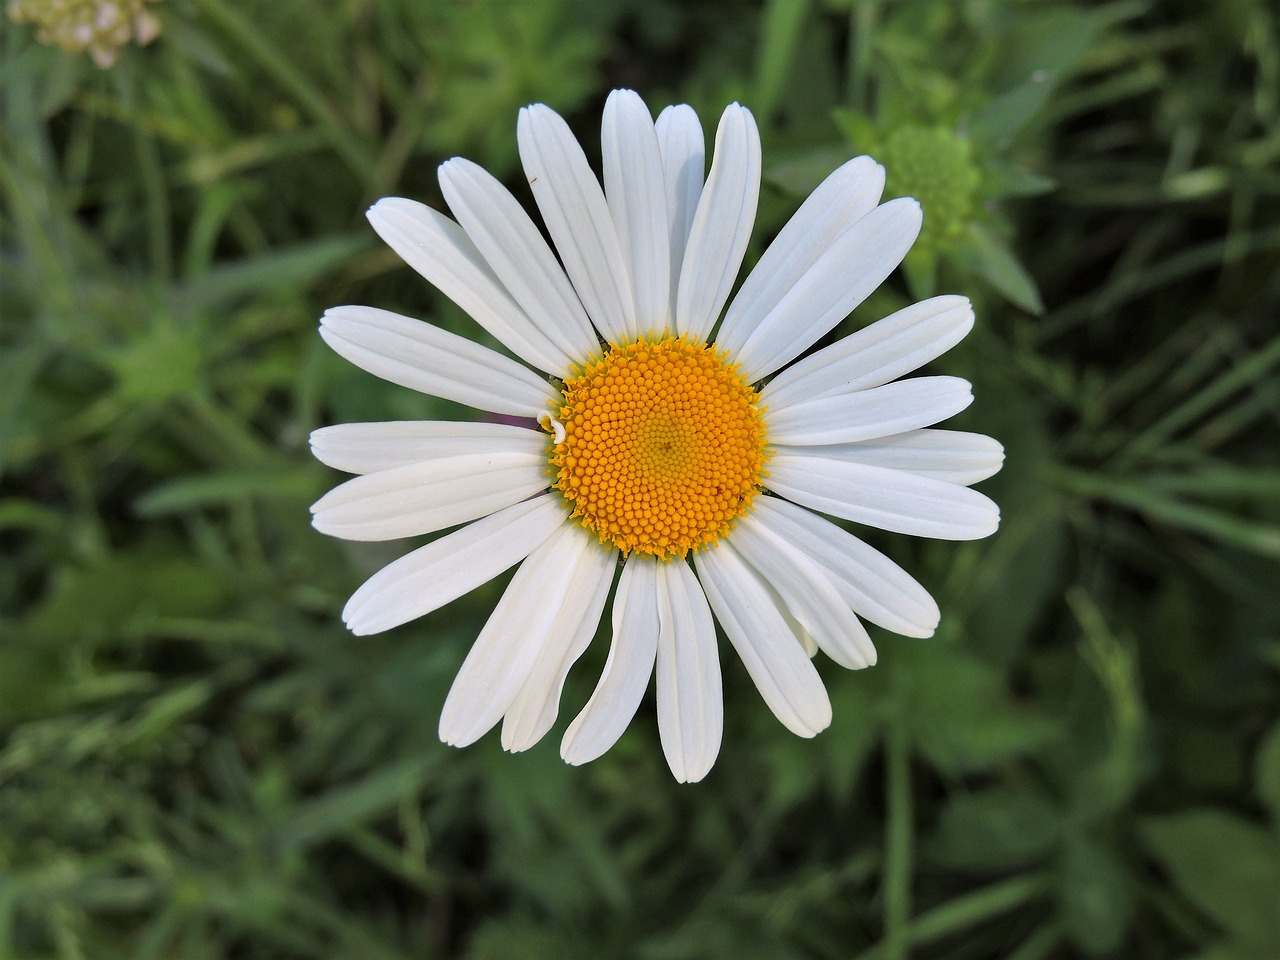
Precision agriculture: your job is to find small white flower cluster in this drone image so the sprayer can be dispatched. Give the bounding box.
[8,0,161,69]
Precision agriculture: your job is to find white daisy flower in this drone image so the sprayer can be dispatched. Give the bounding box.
[310,90,1003,782]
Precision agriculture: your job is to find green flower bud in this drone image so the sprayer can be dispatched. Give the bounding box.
[880,125,980,253]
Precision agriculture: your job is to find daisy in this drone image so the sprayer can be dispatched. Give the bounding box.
[310,90,1003,782]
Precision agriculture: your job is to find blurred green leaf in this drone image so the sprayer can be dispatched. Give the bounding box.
[20,551,230,644]
[891,641,1057,775]
[968,3,1139,147]
[276,755,438,851]
[984,164,1056,198]
[134,468,319,517]
[1058,470,1280,559]
[754,0,811,122]
[1058,836,1133,955]
[466,918,590,960]
[173,235,368,315]
[821,672,881,799]
[1257,724,1280,824]
[1141,810,1280,950]
[962,223,1045,314]
[930,785,1061,871]
[764,146,854,197]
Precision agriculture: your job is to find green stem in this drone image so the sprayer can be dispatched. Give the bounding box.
[910,874,1051,945]
[854,874,1052,960]
[134,125,173,282]
[883,711,912,960]
[846,0,879,111]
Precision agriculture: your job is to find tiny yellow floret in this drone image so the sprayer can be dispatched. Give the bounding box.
[549,335,768,559]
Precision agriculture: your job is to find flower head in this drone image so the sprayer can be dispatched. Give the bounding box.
[310,90,1003,782]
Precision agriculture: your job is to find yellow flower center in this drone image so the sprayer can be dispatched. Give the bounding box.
[548,335,769,559]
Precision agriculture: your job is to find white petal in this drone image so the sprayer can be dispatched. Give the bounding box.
[438,521,607,747]
[751,497,939,638]
[438,158,598,363]
[319,305,557,417]
[310,420,546,475]
[561,557,660,766]
[776,430,1006,486]
[735,198,923,381]
[693,543,832,737]
[655,559,722,783]
[766,376,973,445]
[602,90,671,337]
[518,104,635,343]
[341,494,566,636]
[310,451,547,542]
[436,524,571,747]
[500,527,616,752]
[655,104,705,320]
[760,295,975,408]
[765,450,1001,541]
[675,104,761,342]
[717,156,884,356]
[366,198,575,375]
[729,514,877,669]
[786,610,819,657]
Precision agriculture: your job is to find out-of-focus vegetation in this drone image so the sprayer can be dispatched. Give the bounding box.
[1,0,1278,957]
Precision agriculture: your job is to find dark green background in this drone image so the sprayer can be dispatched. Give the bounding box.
[2,1,1278,957]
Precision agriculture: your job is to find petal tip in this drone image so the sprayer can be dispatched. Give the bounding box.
[437,157,466,182]
[893,195,923,217]
[344,612,379,637]
[559,742,587,767]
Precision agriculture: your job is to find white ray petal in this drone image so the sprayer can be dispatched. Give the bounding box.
[759,577,819,658]
[310,451,547,542]
[438,158,598,363]
[729,514,877,669]
[341,495,566,636]
[310,421,546,475]
[602,90,670,337]
[760,296,975,408]
[366,198,574,375]
[319,306,557,418]
[655,559,722,783]
[518,103,635,343]
[438,520,603,747]
[693,543,832,737]
[655,104,705,320]
[778,596,819,657]
[751,496,939,638]
[501,527,616,752]
[735,198,923,381]
[765,451,1001,541]
[775,430,1005,486]
[675,104,761,342]
[561,558,661,766]
[717,156,884,356]
[766,376,973,445]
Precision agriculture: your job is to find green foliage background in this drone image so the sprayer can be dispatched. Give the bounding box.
[2,0,1278,957]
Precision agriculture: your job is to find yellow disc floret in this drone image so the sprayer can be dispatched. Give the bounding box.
[548,335,769,559]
